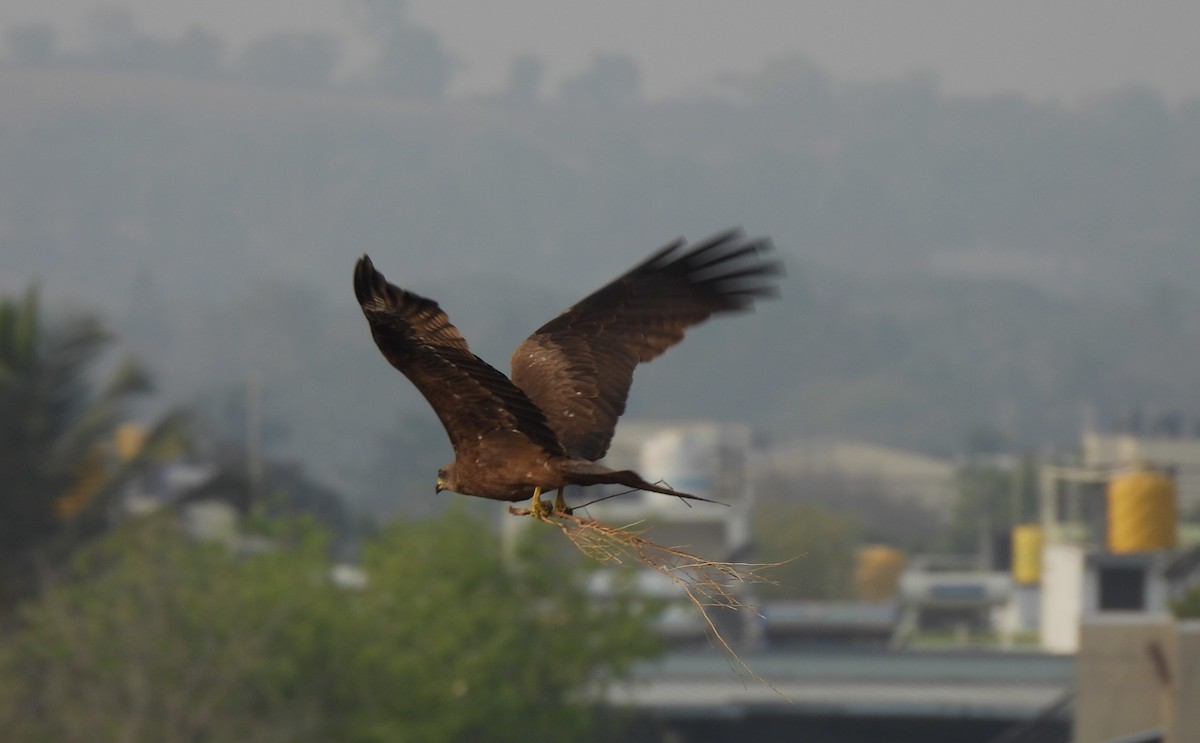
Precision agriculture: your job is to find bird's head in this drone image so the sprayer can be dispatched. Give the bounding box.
[435,464,457,494]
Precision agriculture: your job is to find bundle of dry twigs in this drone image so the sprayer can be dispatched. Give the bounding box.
[509,505,788,696]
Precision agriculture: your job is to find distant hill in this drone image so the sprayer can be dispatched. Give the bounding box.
[2,60,1198,508]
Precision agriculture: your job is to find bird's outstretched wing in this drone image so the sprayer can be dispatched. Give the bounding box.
[354,256,564,457]
[510,228,781,461]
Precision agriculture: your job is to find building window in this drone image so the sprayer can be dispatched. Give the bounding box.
[1098,565,1146,611]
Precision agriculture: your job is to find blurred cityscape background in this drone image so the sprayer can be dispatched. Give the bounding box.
[2,2,1200,742]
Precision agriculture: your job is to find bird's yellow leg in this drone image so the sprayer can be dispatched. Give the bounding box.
[529,486,546,517]
[553,487,571,515]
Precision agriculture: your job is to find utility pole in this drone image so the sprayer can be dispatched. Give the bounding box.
[246,369,263,507]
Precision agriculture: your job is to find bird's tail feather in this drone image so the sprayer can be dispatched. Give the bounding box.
[558,461,727,506]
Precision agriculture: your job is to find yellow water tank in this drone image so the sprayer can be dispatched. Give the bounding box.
[1011,524,1044,585]
[56,446,106,519]
[115,423,147,463]
[854,545,906,601]
[1107,467,1177,554]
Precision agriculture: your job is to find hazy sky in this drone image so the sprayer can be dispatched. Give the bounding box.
[2,0,1199,103]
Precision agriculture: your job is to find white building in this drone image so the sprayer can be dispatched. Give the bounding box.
[754,437,957,518]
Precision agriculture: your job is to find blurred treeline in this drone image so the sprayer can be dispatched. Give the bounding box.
[0,515,655,742]
[2,4,1199,518]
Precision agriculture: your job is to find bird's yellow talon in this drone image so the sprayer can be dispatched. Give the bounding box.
[529,486,549,517]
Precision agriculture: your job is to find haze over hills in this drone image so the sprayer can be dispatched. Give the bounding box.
[2,8,1199,513]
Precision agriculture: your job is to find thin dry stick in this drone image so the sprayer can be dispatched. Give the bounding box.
[509,505,790,699]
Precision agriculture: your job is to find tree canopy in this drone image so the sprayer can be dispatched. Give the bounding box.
[0,286,186,604]
[0,512,659,742]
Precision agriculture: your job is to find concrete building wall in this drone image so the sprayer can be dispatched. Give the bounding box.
[1074,618,1171,743]
[1170,622,1200,743]
[1041,542,1085,653]
[1074,618,1200,743]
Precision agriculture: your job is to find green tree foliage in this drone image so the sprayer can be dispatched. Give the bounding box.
[0,512,658,742]
[752,502,861,600]
[0,286,187,603]
[1171,587,1200,619]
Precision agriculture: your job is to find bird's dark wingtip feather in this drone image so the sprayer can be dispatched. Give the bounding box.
[353,254,387,308]
[665,227,745,267]
[633,236,689,272]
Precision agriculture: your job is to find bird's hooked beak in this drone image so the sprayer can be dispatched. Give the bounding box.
[436,469,447,494]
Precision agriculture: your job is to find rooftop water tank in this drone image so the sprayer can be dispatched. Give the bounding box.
[1107,466,1177,554]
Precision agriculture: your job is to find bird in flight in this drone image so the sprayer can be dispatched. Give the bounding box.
[354,228,780,516]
